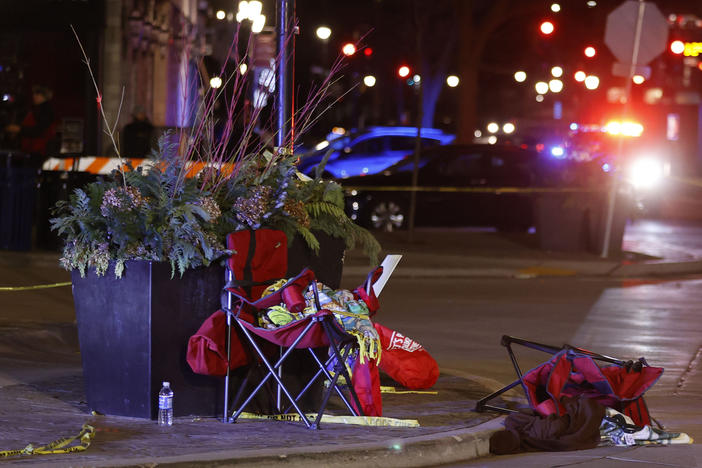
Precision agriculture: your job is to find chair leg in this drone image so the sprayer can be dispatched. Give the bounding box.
[230,319,315,429]
[322,320,364,416]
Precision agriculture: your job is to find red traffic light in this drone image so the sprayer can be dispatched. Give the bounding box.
[539,20,555,35]
[363,47,373,57]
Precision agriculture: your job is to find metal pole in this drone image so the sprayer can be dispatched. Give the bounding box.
[601,0,646,258]
[275,0,289,149]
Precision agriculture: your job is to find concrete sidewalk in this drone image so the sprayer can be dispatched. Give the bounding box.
[1,224,702,467]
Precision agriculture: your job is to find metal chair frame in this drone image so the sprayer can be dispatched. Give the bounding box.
[222,268,365,429]
[474,335,632,414]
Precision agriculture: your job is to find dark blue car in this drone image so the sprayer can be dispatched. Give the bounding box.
[296,126,455,179]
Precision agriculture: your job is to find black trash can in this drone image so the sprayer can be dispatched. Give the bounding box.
[0,151,37,251]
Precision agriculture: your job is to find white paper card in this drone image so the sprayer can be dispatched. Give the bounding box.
[369,254,402,297]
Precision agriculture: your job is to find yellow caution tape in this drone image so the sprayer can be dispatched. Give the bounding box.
[670,176,702,189]
[345,185,605,194]
[380,386,438,395]
[238,411,420,427]
[0,282,71,291]
[0,424,95,458]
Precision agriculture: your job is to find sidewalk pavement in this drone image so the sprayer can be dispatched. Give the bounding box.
[1,226,702,467]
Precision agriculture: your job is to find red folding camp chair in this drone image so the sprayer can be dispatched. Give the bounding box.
[475,336,663,427]
[220,230,371,429]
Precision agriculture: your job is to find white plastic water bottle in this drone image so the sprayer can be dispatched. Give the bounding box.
[158,381,173,426]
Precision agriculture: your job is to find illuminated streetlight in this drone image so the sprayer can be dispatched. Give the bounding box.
[584,46,596,58]
[514,71,527,82]
[316,26,331,40]
[487,122,499,133]
[237,1,265,32]
[586,1,596,7]
[397,65,410,78]
[413,74,421,83]
[584,75,599,90]
[535,81,549,94]
[551,66,563,77]
[551,3,561,12]
[574,70,586,82]
[363,75,376,87]
[216,10,226,20]
[540,21,555,35]
[549,79,563,93]
[535,94,544,102]
[446,75,459,87]
[342,43,356,56]
[488,135,497,144]
[210,76,223,89]
[474,130,482,138]
[503,122,516,134]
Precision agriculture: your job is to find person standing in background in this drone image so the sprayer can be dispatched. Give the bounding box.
[122,106,155,157]
[5,85,58,163]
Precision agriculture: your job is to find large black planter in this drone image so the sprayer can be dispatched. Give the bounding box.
[72,261,226,419]
[287,231,345,289]
[72,233,347,419]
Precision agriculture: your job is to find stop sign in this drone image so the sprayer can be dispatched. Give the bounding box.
[604,1,669,65]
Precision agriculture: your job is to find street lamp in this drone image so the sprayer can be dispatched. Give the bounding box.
[315,26,331,40]
[446,75,459,87]
[514,71,527,82]
[535,81,549,94]
[216,10,226,20]
[574,70,586,82]
[551,66,563,78]
[584,75,599,90]
[236,1,265,33]
[503,122,515,134]
[549,79,563,93]
[487,122,499,133]
[363,75,376,87]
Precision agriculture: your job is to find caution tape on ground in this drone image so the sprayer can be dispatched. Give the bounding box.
[380,386,438,395]
[0,282,71,291]
[0,424,95,458]
[344,185,604,194]
[238,411,420,427]
[670,176,702,189]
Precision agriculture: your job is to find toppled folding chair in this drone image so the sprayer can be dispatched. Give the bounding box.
[475,336,663,427]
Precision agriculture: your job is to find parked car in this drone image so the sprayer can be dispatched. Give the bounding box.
[343,143,605,231]
[296,126,455,179]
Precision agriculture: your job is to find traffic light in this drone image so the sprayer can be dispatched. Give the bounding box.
[363,47,373,57]
[539,20,555,36]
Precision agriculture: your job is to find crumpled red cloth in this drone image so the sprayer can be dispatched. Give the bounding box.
[489,396,606,455]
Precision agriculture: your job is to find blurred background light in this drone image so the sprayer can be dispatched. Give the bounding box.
[535,81,549,94]
[446,75,460,87]
[316,26,331,40]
